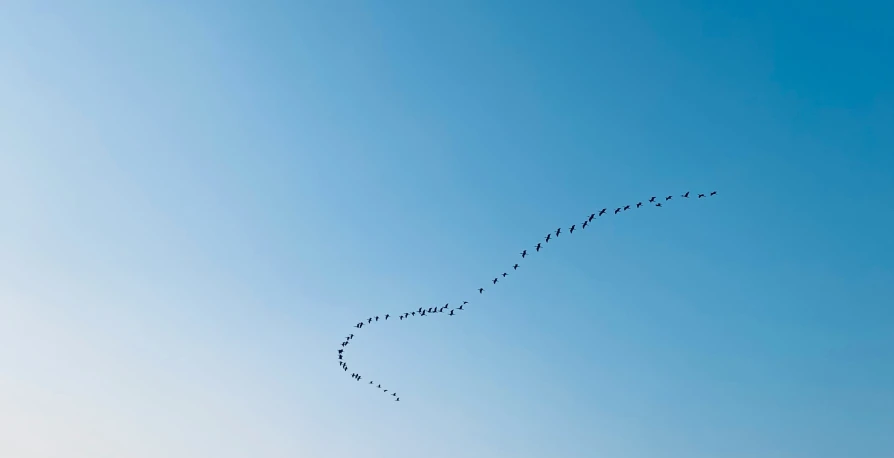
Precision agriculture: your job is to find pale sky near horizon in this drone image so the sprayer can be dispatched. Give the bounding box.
[2,1,892,457]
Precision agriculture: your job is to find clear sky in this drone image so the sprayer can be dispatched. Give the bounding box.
[2,1,892,457]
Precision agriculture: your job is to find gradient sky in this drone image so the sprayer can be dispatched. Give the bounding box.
[2,1,892,457]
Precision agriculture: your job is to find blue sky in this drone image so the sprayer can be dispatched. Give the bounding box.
[1,1,892,457]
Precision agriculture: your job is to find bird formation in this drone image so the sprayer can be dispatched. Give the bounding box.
[337,190,718,400]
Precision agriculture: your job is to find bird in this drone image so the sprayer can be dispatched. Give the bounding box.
[338,355,343,360]
[682,191,690,198]
[656,202,663,207]
[623,205,630,211]
[649,196,656,202]
[369,381,373,384]
[400,315,404,320]
[710,191,717,196]
[411,311,416,316]
[665,195,672,201]
[418,308,423,313]
[588,213,595,222]
[420,311,426,316]
[493,278,498,284]
[545,233,551,243]
[536,242,542,251]
[521,249,527,258]
[395,398,399,401]
[598,208,607,216]
[555,227,561,237]
[383,389,388,393]
[614,208,621,214]
[349,334,354,339]
[698,193,705,198]
[440,306,447,312]
[449,310,455,316]
[367,318,372,324]
[479,288,485,294]
[636,202,642,208]
[355,323,362,328]
[392,393,397,397]
[502,272,508,277]
[458,305,464,310]
[513,263,519,270]
[582,220,588,229]
[351,373,355,378]
[377,385,381,388]
[569,224,576,234]
[384,314,389,320]
[338,349,343,354]
[357,375,361,381]
[463,301,469,305]
[374,316,379,321]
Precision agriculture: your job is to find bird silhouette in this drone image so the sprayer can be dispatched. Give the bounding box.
[682,191,690,198]
[521,249,527,258]
[411,311,416,316]
[598,208,607,216]
[458,305,464,310]
[614,208,621,214]
[513,263,519,270]
[463,301,469,305]
[698,193,705,198]
[479,288,485,294]
[569,224,576,234]
[536,242,542,251]
[582,221,588,229]
[555,227,561,237]
[449,310,455,316]
[665,195,672,201]
[649,196,656,202]
[338,349,343,354]
[636,202,642,208]
[400,315,404,320]
[375,316,379,321]
[588,213,595,222]
[710,191,717,196]
[502,272,508,277]
[656,202,663,207]
[545,233,551,243]
[367,318,372,324]
[623,205,630,211]
[384,314,389,320]
[492,278,498,284]
[395,398,399,401]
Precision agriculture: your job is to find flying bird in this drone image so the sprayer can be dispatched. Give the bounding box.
[665,195,672,201]
[582,220,588,229]
[636,202,642,208]
[598,208,607,216]
[384,314,389,320]
[649,196,656,202]
[710,191,717,196]
[656,202,663,207]
[502,272,508,277]
[698,193,705,198]
[513,263,519,270]
[569,224,576,234]
[493,278,498,284]
[623,205,630,211]
[555,227,561,237]
[536,242,542,251]
[458,305,464,310]
[375,316,379,321]
[682,191,690,198]
[521,249,527,258]
[479,288,485,294]
[411,311,416,316]
[545,233,551,243]
[449,310,455,316]
[463,301,469,305]
[588,213,595,222]
[367,318,372,324]
[614,208,621,214]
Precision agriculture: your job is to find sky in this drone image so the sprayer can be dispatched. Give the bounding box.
[1,1,892,457]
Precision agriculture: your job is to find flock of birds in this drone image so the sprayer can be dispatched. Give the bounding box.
[337,190,719,401]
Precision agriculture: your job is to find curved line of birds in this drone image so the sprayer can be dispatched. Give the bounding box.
[337,190,719,401]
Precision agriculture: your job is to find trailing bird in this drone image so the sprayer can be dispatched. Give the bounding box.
[614,208,621,214]
[623,205,630,211]
[636,202,642,208]
[665,195,672,201]
[513,264,519,270]
[582,220,588,229]
[710,191,717,196]
[521,249,527,258]
[493,278,498,284]
[588,213,595,222]
[569,224,576,234]
[479,288,485,294]
[682,191,690,198]
[598,208,607,216]
[649,196,656,202]
[698,193,705,198]
[536,242,542,251]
